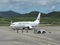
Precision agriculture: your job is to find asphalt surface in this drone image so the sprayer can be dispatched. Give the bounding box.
[0,26,60,45]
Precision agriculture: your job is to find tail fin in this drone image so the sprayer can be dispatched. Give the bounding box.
[34,13,41,23]
[36,13,41,21]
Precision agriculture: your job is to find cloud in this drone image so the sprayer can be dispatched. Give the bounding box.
[8,0,60,12]
[0,0,59,3]
[11,0,60,5]
[37,0,49,5]
[0,0,9,3]
[0,0,60,5]
[0,0,60,13]
[50,6,56,11]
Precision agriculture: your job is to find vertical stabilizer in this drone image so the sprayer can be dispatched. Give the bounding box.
[36,13,41,21]
[35,13,41,23]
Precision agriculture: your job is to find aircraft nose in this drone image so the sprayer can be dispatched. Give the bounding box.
[10,25,14,27]
[10,25,13,27]
[10,24,17,27]
[10,25,16,29]
[10,25,13,29]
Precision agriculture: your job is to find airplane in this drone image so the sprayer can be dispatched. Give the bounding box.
[10,13,41,30]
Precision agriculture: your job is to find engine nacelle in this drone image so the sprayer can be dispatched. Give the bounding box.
[27,26,33,30]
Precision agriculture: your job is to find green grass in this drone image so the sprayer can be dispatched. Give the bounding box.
[0,17,60,26]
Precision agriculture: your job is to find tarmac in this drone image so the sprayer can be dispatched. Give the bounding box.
[0,26,60,45]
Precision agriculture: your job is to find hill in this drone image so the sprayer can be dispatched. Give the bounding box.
[0,11,21,18]
[0,11,60,18]
[47,11,60,18]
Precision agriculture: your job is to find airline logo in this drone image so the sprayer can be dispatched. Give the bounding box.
[37,17,40,21]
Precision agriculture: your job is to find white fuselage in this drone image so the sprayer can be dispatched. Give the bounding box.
[10,13,40,30]
[10,21,39,30]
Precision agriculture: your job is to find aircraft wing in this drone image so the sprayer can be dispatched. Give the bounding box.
[28,25,32,29]
[25,25,33,29]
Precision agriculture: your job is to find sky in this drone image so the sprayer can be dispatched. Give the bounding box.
[0,0,60,14]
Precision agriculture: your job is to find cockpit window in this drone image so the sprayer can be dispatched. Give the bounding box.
[12,24,15,25]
